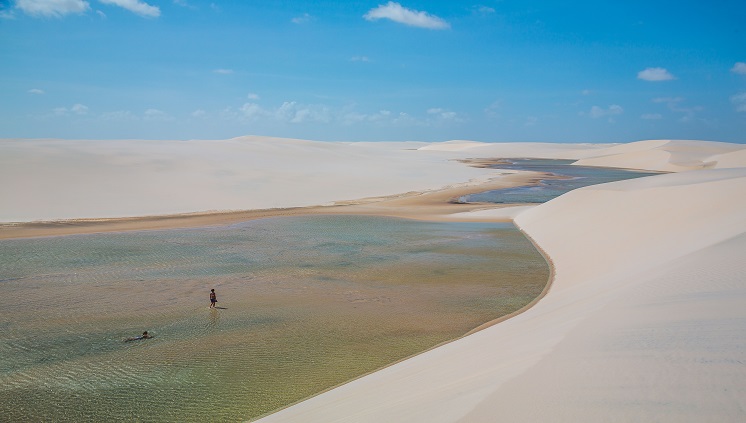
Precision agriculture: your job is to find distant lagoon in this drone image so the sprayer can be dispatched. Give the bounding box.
[461,159,659,204]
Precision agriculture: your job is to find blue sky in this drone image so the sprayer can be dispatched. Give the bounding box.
[2,0,745,142]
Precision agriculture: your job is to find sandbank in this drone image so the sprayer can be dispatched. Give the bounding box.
[0,170,544,240]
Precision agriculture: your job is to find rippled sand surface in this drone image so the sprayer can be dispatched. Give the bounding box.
[0,215,548,422]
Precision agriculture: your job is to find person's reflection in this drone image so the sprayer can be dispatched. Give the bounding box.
[208,307,220,329]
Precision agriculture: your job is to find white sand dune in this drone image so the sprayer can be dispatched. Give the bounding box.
[0,137,484,221]
[3,138,744,223]
[2,137,746,421]
[255,140,746,423]
[573,139,746,171]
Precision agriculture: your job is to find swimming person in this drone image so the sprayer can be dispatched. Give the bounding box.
[125,331,152,342]
[210,289,217,308]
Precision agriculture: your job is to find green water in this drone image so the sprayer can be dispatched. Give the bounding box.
[0,215,549,422]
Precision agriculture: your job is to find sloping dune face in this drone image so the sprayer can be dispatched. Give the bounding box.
[256,141,746,423]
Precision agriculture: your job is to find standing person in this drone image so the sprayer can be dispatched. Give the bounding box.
[209,289,217,308]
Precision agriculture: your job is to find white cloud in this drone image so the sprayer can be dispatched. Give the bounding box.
[731,92,746,113]
[218,100,466,128]
[240,102,267,119]
[101,110,137,121]
[652,97,702,121]
[524,116,538,126]
[28,88,45,95]
[173,0,195,9]
[637,67,675,81]
[16,0,90,17]
[213,68,234,74]
[473,5,495,15]
[144,108,172,121]
[191,109,206,118]
[731,62,746,75]
[427,107,463,123]
[96,9,105,17]
[291,13,313,24]
[392,111,418,125]
[341,109,395,125]
[53,103,88,115]
[581,89,593,96]
[364,2,449,30]
[276,101,332,123]
[652,97,684,104]
[484,100,501,119]
[641,113,662,120]
[98,0,159,18]
[586,104,623,119]
[71,103,88,114]
[236,101,333,123]
[247,92,260,100]
[351,56,371,62]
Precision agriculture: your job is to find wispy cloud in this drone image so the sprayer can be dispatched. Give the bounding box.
[731,62,746,75]
[16,0,90,18]
[585,105,623,119]
[213,68,234,74]
[364,2,450,30]
[484,100,502,120]
[341,109,393,125]
[144,108,173,121]
[652,97,684,104]
[247,93,260,100]
[472,5,495,16]
[731,93,746,112]
[350,56,371,62]
[427,107,463,123]
[99,0,160,18]
[237,102,333,124]
[173,0,196,9]
[277,101,332,123]
[641,113,662,120]
[291,13,313,24]
[54,103,89,115]
[637,67,675,81]
[100,110,137,121]
[28,88,45,95]
[652,97,702,122]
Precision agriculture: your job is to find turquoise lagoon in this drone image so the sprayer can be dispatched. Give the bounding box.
[0,215,549,422]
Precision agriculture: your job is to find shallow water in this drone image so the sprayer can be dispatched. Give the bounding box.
[0,215,549,422]
[462,159,659,203]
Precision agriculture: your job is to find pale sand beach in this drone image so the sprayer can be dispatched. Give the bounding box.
[2,137,746,421]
